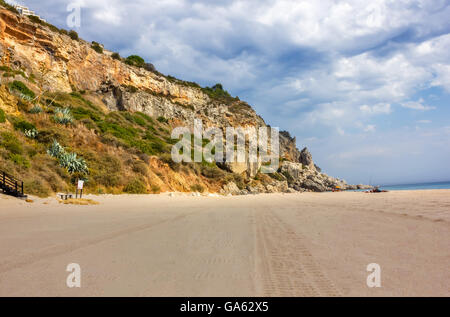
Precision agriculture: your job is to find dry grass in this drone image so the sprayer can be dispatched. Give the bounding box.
[58,198,100,205]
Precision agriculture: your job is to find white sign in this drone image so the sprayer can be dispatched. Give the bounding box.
[77,180,84,190]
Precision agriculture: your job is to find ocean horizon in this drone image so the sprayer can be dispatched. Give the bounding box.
[376,181,450,191]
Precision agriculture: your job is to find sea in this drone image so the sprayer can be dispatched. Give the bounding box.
[376,181,450,191]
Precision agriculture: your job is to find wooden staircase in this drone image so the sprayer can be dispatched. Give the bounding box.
[0,170,27,198]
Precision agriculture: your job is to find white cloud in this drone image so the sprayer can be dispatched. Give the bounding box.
[400,99,436,111]
[337,127,345,136]
[93,8,122,26]
[330,146,391,161]
[431,64,450,92]
[360,103,392,115]
[417,120,432,124]
[364,124,376,132]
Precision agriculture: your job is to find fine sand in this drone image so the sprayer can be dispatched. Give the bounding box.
[0,190,449,297]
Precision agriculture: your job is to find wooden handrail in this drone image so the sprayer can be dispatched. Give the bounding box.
[1,169,26,197]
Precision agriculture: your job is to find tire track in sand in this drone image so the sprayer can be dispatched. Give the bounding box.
[0,212,196,274]
[255,210,341,296]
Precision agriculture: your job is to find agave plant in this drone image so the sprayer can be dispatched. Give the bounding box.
[47,140,65,159]
[47,140,89,175]
[29,105,43,114]
[47,140,89,174]
[24,128,38,139]
[59,152,89,174]
[19,93,34,102]
[53,107,74,124]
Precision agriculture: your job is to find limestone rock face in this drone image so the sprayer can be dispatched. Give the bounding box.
[0,84,18,114]
[265,180,288,193]
[279,131,301,162]
[0,8,299,167]
[225,160,261,178]
[280,161,304,180]
[299,147,315,170]
[280,160,355,192]
[220,182,241,195]
[247,183,266,194]
[302,179,327,192]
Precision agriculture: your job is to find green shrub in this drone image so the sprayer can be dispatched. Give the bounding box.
[111,52,121,60]
[9,153,30,168]
[98,120,138,140]
[28,15,43,24]
[24,179,50,197]
[0,66,28,80]
[157,116,168,124]
[8,81,35,100]
[91,41,103,54]
[132,114,146,126]
[0,132,23,154]
[71,107,101,122]
[36,128,67,145]
[123,178,147,194]
[190,183,205,193]
[0,0,19,13]
[202,83,234,101]
[13,119,36,133]
[68,30,79,41]
[125,55,146,67]
[134,112,155,125]
[131,160,149,176]
[201,165,225,179]
[151,184,161,194]
[0,108,5,123]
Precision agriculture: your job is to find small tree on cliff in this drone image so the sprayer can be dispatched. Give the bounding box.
[68,30,79,41]
[125,55,146,68]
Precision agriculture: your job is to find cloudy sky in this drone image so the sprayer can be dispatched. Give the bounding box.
[10,0,450,185]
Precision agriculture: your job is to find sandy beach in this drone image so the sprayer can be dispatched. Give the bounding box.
[0,190,449,297]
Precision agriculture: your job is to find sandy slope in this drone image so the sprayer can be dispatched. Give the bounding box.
[0,190,449,296]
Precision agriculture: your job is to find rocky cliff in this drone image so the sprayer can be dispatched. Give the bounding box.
[0,6,368,195]
[0,8,302,157]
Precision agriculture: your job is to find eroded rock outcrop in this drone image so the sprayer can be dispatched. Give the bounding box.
[280,161,351,192]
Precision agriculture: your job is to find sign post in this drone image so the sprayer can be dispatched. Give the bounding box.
[77,180,84,199]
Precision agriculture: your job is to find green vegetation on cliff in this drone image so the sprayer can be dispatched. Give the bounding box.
[125,55,146,67]
[0,83,245,196]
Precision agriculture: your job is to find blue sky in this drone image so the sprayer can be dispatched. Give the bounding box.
[9,0,450,185]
